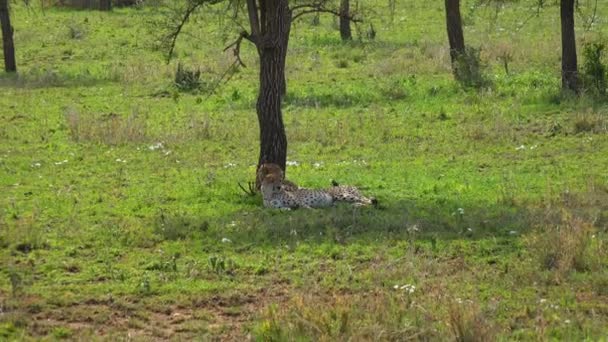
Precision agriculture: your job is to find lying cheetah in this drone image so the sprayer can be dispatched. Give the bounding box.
[260,173,332,209]
[327,183,376,206]
[260,169,376,209]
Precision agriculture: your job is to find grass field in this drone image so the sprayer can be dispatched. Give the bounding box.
[1,0,608,340]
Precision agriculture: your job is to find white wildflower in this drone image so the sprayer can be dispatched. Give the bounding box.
[516,145,526,150]
[393,285,399,290]
[148,142,164,151]
[457,208,465,215]
[224,163,236,168]
[31,162,41,168]
[313,162,322,168]
[509,230,518,235]
[221,238,232,243]
[54,160,68,165]
[286,160,299,166]
[564,319,571,324]
[400,284,416,294]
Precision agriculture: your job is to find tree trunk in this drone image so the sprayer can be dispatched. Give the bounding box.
[278,19,290,96]
[444,0,465,66]
[339,0,352,41]
[0,0,16,73]
[99,0,112,11]
[560,0,578,93]
[255,0,291,173]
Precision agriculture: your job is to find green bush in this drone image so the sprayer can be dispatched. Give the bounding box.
[454,47,490,89]
[582,41,607,96]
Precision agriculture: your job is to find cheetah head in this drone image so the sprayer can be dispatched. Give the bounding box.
[256,163,284,189]
[260,173,283,198]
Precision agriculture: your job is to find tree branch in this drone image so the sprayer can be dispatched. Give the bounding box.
[159,0,225,63]
[292,2,363,22]
[223,31,251,67]
[246,0,261,37]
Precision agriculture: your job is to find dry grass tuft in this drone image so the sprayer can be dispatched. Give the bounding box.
[447,301,496,342]
[254,292,439,341]
[572,111,607,134]
[529,210,605,282]
[64,108,147,145]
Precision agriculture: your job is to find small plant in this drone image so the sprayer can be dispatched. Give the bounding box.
[52,327,72,339]
[174,62,202,92]
[582,41,607,96]
[381,79,409,100]
[454,47,490,89]
[138,273,152,295]
[145,253,181,272]
[208,255,237,275]
[67,23,85,40]
[335,59,349,68]
[9,270,23,298]
[153,211,208,241]
[496,47,513,75]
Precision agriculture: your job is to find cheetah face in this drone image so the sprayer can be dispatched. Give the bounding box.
[260,173,283,199]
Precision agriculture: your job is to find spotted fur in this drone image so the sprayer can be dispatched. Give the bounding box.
[258,163,376,209]
[327,184,375,206]
[260,174,333,209]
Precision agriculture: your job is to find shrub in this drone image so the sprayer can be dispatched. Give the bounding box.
[454,47,490,89]
[582,41,607,96]
[174,62,202,92]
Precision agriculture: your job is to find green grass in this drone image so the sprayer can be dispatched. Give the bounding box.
[1,0,608,340]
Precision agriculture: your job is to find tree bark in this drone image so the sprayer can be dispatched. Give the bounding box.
[255,0,291,173]
[560,0,578,93]
[278,19,290,96]
[444,0,465,66]
[0,0,16,73]
[339,0,352,41]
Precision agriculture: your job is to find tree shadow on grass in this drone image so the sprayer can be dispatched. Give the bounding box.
[208,196,537,248]
[151,186,608,250]
[0,69,115,89]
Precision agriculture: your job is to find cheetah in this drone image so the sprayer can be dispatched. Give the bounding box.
[259,167,376,209]
[327,182,377,206]
[260,173,333,209]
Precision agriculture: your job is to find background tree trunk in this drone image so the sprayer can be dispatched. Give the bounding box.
[0,0,16,73]
[560,0,578,93]
[99,0,112,11]
[339,0,352,41]
[444,0,465,66]
[255,0,291,172]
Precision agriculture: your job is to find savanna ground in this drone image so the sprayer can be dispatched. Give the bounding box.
[1,0,608,340]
